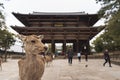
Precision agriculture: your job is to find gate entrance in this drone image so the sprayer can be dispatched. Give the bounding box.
[11,12,104,54]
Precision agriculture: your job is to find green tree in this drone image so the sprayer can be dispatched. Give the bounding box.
[0,2,16,61]
[96,0,120,18]
[93,32,115,52]
[96,0,120,51]
[0,2,5,28]
[0,29,16,62]
[107,12,120,50]
[93,37,104,52]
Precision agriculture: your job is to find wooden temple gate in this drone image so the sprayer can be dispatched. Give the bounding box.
[11,12,103,54]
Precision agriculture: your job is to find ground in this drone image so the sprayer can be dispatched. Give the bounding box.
[0,59,120,80]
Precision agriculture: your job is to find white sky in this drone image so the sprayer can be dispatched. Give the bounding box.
[2,0,103,26]
[1,0,104,52]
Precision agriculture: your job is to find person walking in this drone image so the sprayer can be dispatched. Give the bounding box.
[77,51,81,62]
[84,52,88,62]
[67,47,74,64]
[103,49,112,67]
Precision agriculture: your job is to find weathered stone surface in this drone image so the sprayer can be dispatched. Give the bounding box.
[0,59,120,80]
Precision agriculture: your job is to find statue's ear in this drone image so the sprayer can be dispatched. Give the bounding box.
[38,35,44,40]
[17,34,26,41]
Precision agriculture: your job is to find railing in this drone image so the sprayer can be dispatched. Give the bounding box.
[110,51,120,65]
[89,51,120,66]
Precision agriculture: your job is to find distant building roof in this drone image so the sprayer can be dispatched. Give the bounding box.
[31,12,87,15]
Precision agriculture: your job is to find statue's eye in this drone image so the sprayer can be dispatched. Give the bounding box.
[31,40,36,43]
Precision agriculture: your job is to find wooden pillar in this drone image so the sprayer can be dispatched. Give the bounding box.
[51,40,55,53]
[83,40,90,55]
[73,41,76,53]
[78,40,83,52]
[73,40,79,53]
[86,40,90,54]
[63,40,66,53]
[76,39,79,53]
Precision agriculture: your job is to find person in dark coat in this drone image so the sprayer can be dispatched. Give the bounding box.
[84,52,88,62]
[103,49,112,67]
[67,48,74,64]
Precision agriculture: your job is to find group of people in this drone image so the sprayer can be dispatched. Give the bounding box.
[66,48,112,67]
[66,47,87,64]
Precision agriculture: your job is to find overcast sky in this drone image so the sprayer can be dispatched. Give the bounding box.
[1,0,103,52]
[2,0,102,27]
